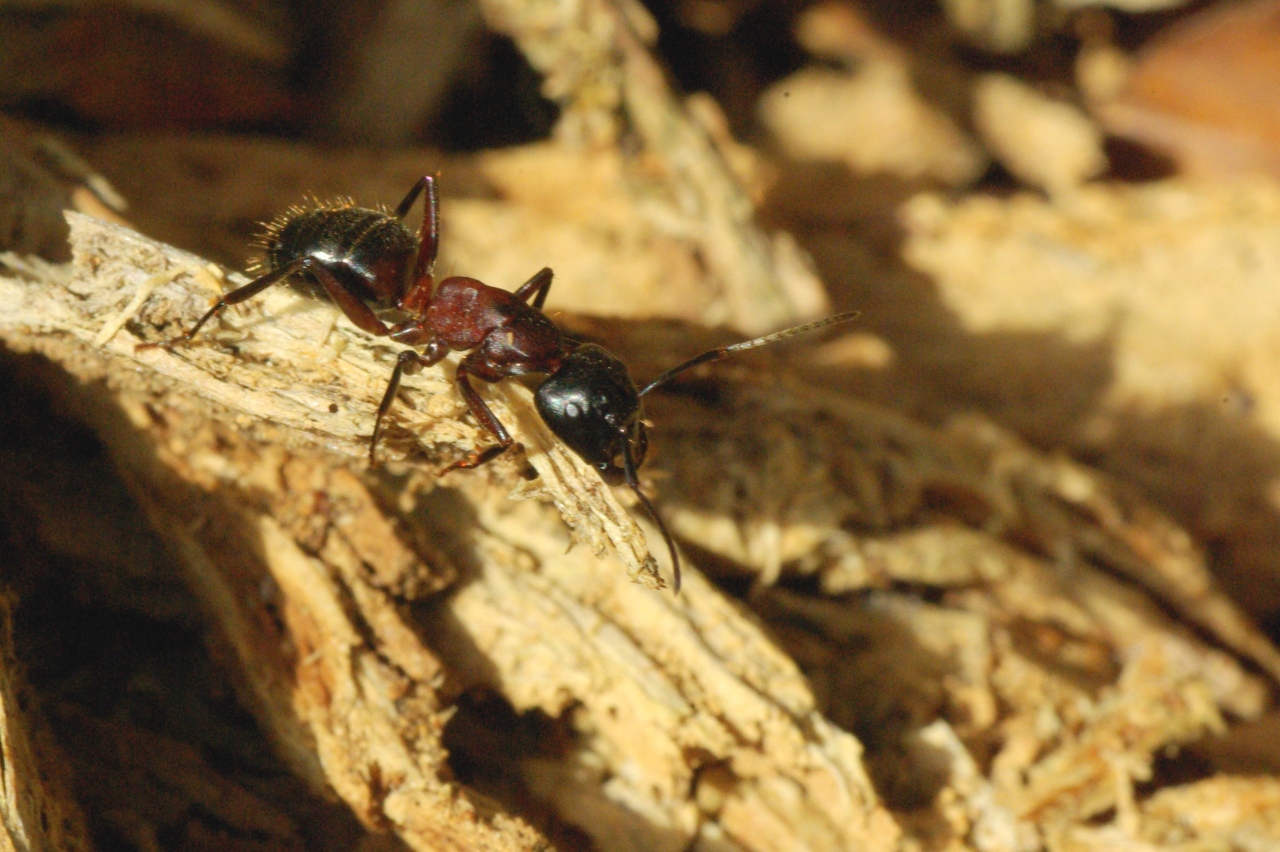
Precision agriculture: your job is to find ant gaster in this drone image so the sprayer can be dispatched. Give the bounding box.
[144,176,858,592]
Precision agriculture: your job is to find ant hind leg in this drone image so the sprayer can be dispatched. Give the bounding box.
[139,256,309,350]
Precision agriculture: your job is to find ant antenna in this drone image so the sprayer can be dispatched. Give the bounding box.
[621,423,682,593]
[627,309,858,591]
[637,311,861,397]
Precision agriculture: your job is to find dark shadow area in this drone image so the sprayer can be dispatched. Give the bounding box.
[645,0,812,136]
[755,590,959,815]
[1,3,557,150]
[0,351,375,852]
[1083,402,1280,621]
[441,689,597,852]
[432,33,561,152]
[1102,135,1179,183]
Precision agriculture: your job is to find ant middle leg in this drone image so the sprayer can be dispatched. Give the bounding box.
[440,356,514,474]
[513,267,554,309]
[370,341,449,464]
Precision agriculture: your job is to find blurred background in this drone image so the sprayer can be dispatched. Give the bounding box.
[4,0,1280,849]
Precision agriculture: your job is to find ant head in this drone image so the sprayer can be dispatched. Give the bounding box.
[534,343,645,483]
[533,310,860,595]
[535,341,674,589]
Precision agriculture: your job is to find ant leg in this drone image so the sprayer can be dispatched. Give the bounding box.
[142,256,397,350]
[308,263,394,336]
[441,356,513,473]
[513,267,554,309]
[369,340,449,464]
[393,174,440,288]
[398,268,434,318]
[140,256,309,349]
[394,174,434,220]
[371,350,421,465]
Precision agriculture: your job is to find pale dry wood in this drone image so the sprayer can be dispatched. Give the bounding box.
[0,215,901,850]
[601,328,1280,846]
[900,180,1280,624]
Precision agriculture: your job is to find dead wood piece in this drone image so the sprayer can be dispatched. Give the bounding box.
[760,579,1233,849]
[900,179,1280,625]
[0,215,902,850]
[647,374,1280,690]
[430,493,898,851]
[643,368,1276,844]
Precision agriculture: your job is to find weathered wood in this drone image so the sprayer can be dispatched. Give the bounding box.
[0,215,900,850]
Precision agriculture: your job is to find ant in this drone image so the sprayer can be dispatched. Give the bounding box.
[144,175,858,592]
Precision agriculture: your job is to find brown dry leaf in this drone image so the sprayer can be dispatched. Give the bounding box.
[1097,0,1280,179]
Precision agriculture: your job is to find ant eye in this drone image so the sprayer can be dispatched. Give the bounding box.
[564,401,582,419]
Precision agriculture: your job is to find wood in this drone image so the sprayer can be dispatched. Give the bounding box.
[0,215,899,850]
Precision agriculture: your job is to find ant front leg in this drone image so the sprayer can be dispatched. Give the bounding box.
[441,353,515,474]
[513,267,554,310]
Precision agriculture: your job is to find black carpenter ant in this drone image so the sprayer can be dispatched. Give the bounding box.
[145,176,858,591]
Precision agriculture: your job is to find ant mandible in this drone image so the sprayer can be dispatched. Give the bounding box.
[144,175,858,592]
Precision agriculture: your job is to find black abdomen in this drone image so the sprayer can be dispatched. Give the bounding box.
[264,206,416,305]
